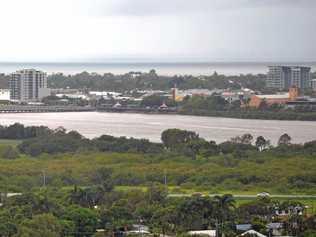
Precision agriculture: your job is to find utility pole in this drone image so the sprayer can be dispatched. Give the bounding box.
[42,170,46,188]
[215,219,219,237]
[164,169,167,193]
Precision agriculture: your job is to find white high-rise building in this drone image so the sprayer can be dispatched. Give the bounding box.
[267,66,311,90]
[10,69,50,102]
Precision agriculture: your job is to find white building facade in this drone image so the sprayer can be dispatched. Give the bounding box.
[0,89,10,101]
[267,66,311,90]
[312,79,316,91]
[10,69,50,102]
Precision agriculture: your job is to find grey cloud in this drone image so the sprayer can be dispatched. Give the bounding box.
[84,0,316,17]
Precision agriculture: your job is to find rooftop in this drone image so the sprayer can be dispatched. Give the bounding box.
[256,93,289,99]
[241,230,266,237]
[236,224,252,231]
[268,65,311,70]
[188,230,216,237]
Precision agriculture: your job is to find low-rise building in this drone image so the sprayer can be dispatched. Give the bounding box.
[275,205,304,217]
[286,100,316,110]
[312,79,316,91]
[188,230,216,237]
[248,87,299,108]
[171,88,220,101]
[125,224,150,235]
[221,91,241,103]
[267,222,283,236]
[221,88,255,103]
[236,224,252,232]
[0,89,10,101]
[51,88,81,95]
[56,93,89,100]
[241,230,266,237]
[89,91,122,98]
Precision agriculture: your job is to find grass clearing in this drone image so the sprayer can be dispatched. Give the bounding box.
[115,185,316,214]
[0,139,22,146]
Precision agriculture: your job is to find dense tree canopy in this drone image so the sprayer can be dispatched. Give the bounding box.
[0,125,315,236]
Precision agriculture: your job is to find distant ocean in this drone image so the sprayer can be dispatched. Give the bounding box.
[0,62,315,76]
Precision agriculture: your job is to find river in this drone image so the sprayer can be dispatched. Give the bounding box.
[0,112,315,144]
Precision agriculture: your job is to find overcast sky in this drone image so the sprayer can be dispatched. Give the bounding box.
[0,0,315,62]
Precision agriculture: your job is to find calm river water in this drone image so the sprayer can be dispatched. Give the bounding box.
[0,112,315,144]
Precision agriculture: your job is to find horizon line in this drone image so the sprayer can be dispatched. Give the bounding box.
[0,60,316,64]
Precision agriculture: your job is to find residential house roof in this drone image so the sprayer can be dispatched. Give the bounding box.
[188,230,216,237]
[241,230,266,237]
[236,224,252,232]
[256,93,289,99]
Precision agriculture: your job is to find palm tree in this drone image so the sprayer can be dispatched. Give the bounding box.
[212,194,236,237]
[68,185,88,207]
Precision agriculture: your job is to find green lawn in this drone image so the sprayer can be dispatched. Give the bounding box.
[0,139,22,146]
[115,185,316,214]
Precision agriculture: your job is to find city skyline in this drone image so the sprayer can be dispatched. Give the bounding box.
[0,0,315,62]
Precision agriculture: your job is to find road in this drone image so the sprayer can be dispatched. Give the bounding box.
[168,194,316,199]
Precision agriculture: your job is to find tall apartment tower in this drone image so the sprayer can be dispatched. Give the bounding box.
[267,66,311,90]
[10,69,50,102]
[290,67,311,89]
[267,66,291,90]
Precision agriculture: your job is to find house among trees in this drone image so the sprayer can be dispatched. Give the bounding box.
[159,102,168,110]
[275,205,304,217]
[267,222,283,236]
[236,224,252,232]
[188,230,216,237]
[113,102,122,108]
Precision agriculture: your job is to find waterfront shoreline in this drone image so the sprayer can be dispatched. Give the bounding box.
[1,105,316,122]
[0,111,315,144]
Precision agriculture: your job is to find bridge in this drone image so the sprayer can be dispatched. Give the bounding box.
[97,106,178,114]
[0,105,178,114]
[0,105,96,113]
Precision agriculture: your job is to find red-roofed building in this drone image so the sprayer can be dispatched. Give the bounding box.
[248,87,299,108]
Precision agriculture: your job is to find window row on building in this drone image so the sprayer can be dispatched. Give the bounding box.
[9,69,50,102]
[267,66,311,90]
